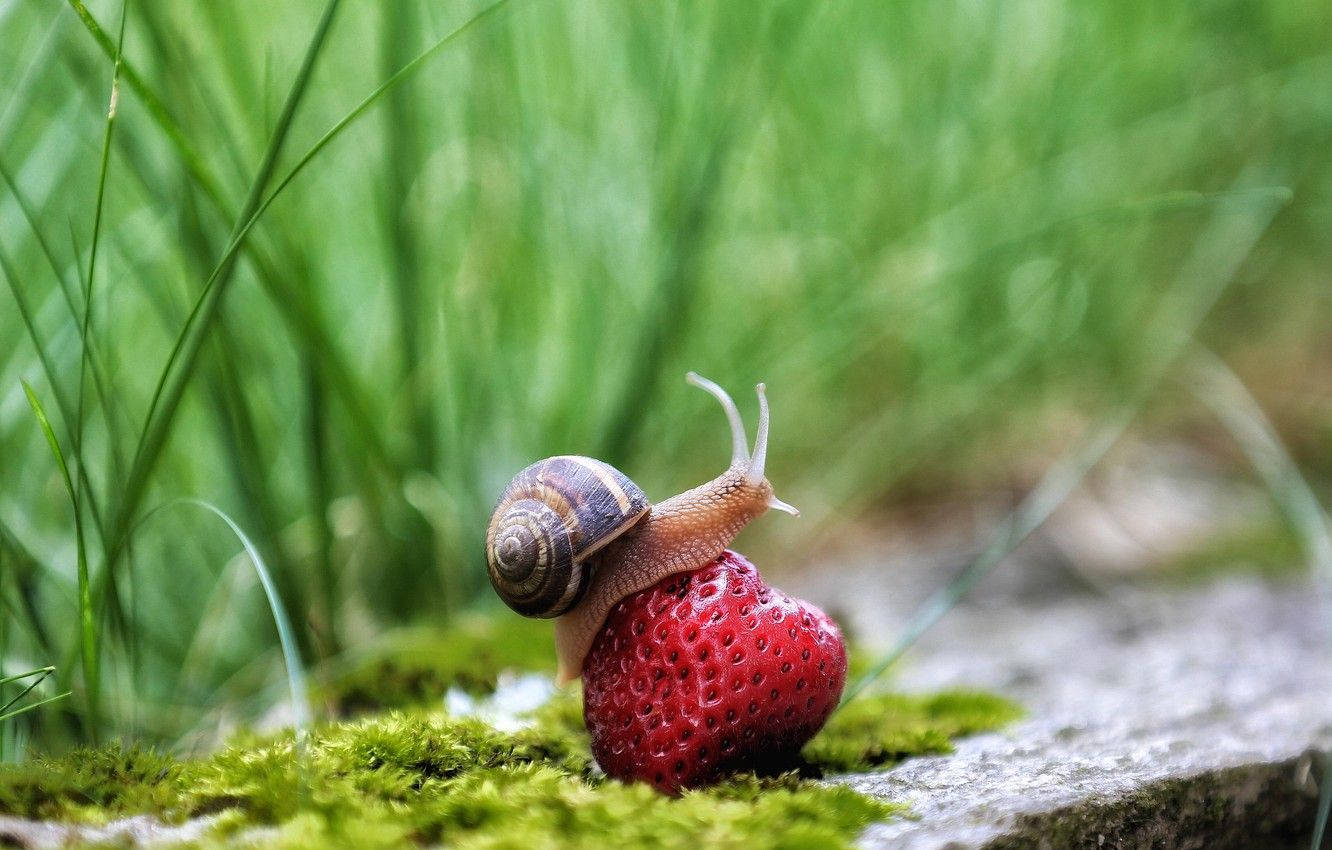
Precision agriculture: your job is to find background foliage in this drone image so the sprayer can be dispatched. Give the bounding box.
[0,0,1328,751]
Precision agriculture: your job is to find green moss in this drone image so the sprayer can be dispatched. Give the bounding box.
[0,711,901,848]
[315,615,555,714]
[179,765,896,850]
[802,691,1023,773]
[178,710,600,825]
[0,678,1017,847]
[521,687,591,757]
[0,746,181,823]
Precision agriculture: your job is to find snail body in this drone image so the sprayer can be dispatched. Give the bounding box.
[485,373,797,683]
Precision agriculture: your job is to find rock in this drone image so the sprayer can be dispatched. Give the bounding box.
[818,576,1331,848]
[0,814,217,849]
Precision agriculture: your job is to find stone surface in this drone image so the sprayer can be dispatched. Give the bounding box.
[799,566,1331,848]
[0,814,217,848]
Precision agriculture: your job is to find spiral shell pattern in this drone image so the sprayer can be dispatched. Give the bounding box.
[486,456,650,617]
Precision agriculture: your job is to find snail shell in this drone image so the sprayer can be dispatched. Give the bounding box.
[485,455,650,617]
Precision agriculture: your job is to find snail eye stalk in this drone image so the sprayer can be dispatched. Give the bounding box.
[747,383,770,485]
[686,371,749,469]
[747,383,798,515]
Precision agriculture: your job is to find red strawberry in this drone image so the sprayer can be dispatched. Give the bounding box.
[582,550,847,793]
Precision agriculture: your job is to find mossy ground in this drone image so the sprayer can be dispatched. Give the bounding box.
[0,620,1019,848]
[803,691,1023,774]
[313,614,555,715]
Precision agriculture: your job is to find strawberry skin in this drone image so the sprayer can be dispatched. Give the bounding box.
[581,550,847,793]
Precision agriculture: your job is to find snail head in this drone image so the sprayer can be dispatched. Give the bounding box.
[685,372,799,517]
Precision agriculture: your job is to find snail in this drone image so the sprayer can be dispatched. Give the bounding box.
[485,372,798,684]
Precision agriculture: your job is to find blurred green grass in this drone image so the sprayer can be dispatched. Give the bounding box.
[0,0,1328,750]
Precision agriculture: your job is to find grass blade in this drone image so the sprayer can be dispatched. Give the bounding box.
[0,666,56,689]
[0,664,74,726]
[138,500,311,734]
[1187,352,1332,581]
[1184,352,1332,850]
[380,0,433,472]
[0,692,73,725]
[0,667,56,715]
[0,244,76,424]
[78,0,129,462]
[20,381,98,737]
[71,2,129,680]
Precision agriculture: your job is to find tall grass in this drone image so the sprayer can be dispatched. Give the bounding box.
[0,0,1328,750]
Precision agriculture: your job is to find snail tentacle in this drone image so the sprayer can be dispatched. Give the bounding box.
[686,371,749,468]
[766,494,800,516]
[744,383,798,515]
[746,383,769,485]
